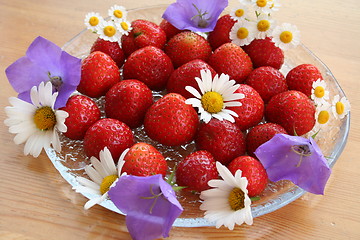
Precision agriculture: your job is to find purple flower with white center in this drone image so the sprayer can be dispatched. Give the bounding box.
[162,0,228,32]
[5,36,81,109]
[254,134,331,195]
[108,174,183,240]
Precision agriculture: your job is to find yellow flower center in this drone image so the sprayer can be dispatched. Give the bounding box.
[228,187,245,211]
[257,20,270,32]
[336,101,345,115]
[100,175,118,195]
[33,106,56,131]
[237,27,249,39]
[235,9,245,17]
[280,31,293,44]
[120,21,129,31]
[318,110,330,124]
[256,0,268,8]
[89,16,99,26]
[201,91,224,114]
[113,10,123,19]
[314,86,325,98]
[104,26,116,37]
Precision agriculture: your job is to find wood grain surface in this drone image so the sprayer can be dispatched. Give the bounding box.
[0,0,359,239]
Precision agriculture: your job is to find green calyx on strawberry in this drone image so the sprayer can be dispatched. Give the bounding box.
[121,142,167,177]
[77,51,120,98]
[176,150,218,192]
[144,93,199,146]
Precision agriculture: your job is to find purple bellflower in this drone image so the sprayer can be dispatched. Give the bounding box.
[108,174,183,240]
[162,0,228,32]
[5,36,81,109]
[255,134,331,195]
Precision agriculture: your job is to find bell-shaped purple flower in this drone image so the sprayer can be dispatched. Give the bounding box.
[162,0,228,32]
[108,174,183,240]
[5,36,81,109]
[255,134,331,195]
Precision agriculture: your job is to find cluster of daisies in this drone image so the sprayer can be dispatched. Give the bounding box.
[229,0,300,50]
[310,79,351,135]
[84,5,132,42]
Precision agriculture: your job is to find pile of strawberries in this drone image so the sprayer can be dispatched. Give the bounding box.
[61,15,322,198]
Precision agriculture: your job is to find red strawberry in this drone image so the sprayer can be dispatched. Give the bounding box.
[228,156,268,197]
[78,51,120,98]
[90,37,125,68]
[83,118,134,162]
[164,31,212,68]
[121,19,167,57]
[207,14,236,51]
[246,123,287,157]
[195,119,246,165]
[105,80,153,128]
[60,95,101,140]
[208,42,253,83]
[159,19,182,41]
[265,90,316,136]
[286,64,323,97]
[166,59,217,99]
[121,142,167,177]
[176,150,218,192]
[122,46,174,90]
[228,84,264,131]
[242,37,284,70]
[144,93,199,146]
[245,66,288,103]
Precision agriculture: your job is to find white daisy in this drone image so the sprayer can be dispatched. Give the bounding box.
[254,14,275,39]
[4,82,68,158]
[200,162,253,230]
[73,147,128,210]
[229,4,249,21]
[331,95,351,119]
[252,0,272,14]
[108,5,128,22]
[115,19,133,36]
[185,69,244,123]
[315,101,332,126]
[271,23,300,50]
[311,79,330,106]
[97,20,121,42]
[84,12,104,32]
[230,20,257,46]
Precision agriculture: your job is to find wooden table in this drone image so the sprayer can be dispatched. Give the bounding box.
[1,0,359,239]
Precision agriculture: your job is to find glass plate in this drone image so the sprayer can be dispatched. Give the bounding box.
[46,4,350,228]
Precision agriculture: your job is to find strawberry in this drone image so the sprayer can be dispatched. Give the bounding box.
[121,142,167,177]
[195,119,246,165]
[242,37,284,70]
[60,95,101,140]
[228,156,268,197]
[159,18,182,41]
[166,59,217,99]
[245,66,288,103]
[246,123,287,157]
[122,46,174,90]
[77,51,120,98]
[265,90,316,136]
[164,31,212,68]
[121,19,167,57]
[286,64,323,97]
[176,150,218,192]
[105,80,153,129]
[208,42,253,84]
[90,37,125,68]
[83,118,134,162]
[228,84,264,131]
[144,93,199,146]
[207,14,236,51]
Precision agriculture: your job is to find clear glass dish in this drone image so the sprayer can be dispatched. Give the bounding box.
[46,4,350,228]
